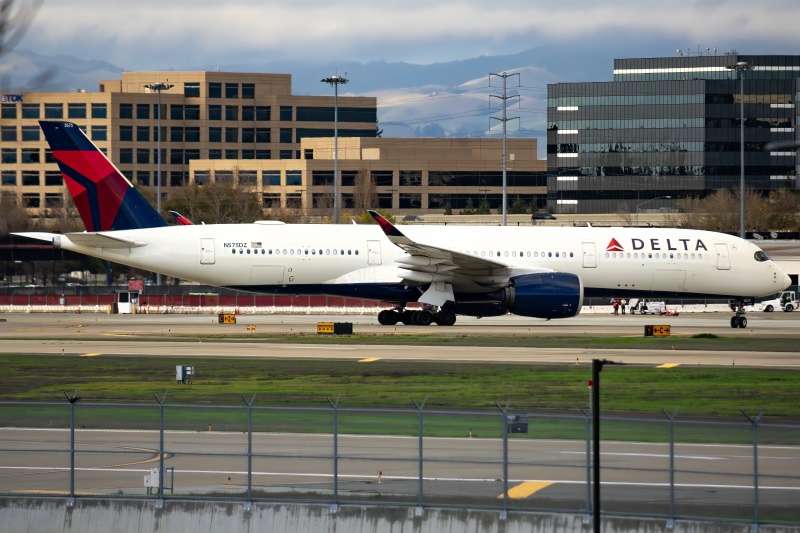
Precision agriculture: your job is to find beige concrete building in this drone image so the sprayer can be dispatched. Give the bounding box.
[1,70,546,218]
[190,136,547,214]
[0,71,378,213]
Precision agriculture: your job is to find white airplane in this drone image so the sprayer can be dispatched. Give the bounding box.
[15,121,792,329]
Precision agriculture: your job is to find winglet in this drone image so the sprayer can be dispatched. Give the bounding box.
[169,210,193,226]
[368,210,405,237]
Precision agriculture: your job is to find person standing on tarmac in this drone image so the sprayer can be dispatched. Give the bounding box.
[621,299,627,315]
[612,299,619,315]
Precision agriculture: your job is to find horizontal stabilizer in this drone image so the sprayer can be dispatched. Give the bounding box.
[11,232,58,243]
[64,232,147,249]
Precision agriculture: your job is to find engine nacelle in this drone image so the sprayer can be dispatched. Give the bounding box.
[503,272,583,319]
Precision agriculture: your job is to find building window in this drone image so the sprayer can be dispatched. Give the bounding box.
[185,149,200,161]
[208,83,221,98]
[242,83,255,99]
[194,170,210,185]
[286,170,302,185]
[304,149,314,160]
[119,103,133,119]
[21,103,40,119]
[312,171,333,186]
[242,128,255,143]
[21,126,40,141]
[239,170,257,185]
[216,170,234,183]
[208,149,222,160]
[136,126,150,142]
[256,106,270,121]
[279,150,293,160]
[225,128,238,143]
[1,103,17,119]
[253,128,270,143]
[263,170,281,186]
[1,126,16,141]
[2,148,16,163]
[225,149,239,159]
[255,150,270,159]
[136,103,150,119]
[170,171,188,186]
[371,170,394,186]
[279,128,292,143]
[171,127,184,142]
[137,148,150,164]
[45,193,62,208]
[170,149,184,164]
[225,105,238,121]
[185,127,200,142]
[280,106,292,121]
[92,103,107,119]
[45,171,62,186]
[242,106,255,121]
[400,193,422,209]
[209,127,222,142]
[2,171,17,186]
[22,171,40,186]
[119,148,133,163]
[184,82,200,97]
[44,103,64,119]
[400,170,422,186]
[136,171,150,186]
[262,193,281,208]
[286,193,302,208]
[241,150,255,159]
[185,105,200,120]
[171,104,184,120]
[119,125,133,141]
[91,125,107,142]
[21,148,39,163]
[68,103,86,119]
[23,193,41,208]
[225,83,239,99]
[44,149,55,163]
[208,104,222,120]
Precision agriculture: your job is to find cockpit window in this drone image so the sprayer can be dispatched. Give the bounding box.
[754,251,770,262]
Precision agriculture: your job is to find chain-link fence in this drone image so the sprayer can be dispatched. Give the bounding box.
[1,398,798,528]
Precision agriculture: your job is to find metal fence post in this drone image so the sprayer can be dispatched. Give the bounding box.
[578,406,592,523]
[328,395,341,514]
[661,407,680,529]
[742,409,766,533]
[153,391,168,509]
[495,400,511,520]
[412,397,427,517]
[242,393,257,511]
[63,389,79,508]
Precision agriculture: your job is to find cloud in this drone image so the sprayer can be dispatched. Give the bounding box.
[17,0,800,69]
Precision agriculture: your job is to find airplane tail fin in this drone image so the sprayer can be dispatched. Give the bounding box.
[39,121,168,232]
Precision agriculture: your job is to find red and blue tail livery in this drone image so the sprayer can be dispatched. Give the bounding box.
[39,121,167,232]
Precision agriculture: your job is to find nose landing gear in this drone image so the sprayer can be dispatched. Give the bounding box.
[730,301,748,328]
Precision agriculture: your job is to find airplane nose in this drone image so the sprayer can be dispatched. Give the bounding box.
[784,272,792,289]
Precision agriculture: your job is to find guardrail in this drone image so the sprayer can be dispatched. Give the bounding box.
[1,398,798,529]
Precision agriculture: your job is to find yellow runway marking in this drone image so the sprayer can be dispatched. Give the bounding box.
[80,353,101,357]
[657,363,680,368]
[498,481,553,499]
[359,357,380,363]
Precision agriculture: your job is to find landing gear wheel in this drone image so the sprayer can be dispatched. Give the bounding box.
[435,311,457,326]
[738,316,747,328]
[383,310,399,325]
[377,310,388,325]
[731,315,747,328]
[414,310,434,326]
[730,316,739,328]
[400,310,415,325]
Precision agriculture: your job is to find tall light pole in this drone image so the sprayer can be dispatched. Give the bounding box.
[635,196,670,228]
[321,74,349,224]
[144,82,173,285]
[726,61,752,239]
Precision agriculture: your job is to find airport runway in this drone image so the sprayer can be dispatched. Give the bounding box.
[1,311,799,367]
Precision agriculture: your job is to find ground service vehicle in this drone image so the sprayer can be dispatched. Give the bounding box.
[761,291,798,312]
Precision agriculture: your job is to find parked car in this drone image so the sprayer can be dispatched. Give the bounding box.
[531,211,556,220]
[402,215,424,221]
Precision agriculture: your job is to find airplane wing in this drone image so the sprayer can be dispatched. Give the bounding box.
[13,231,147,249]
[369,211,550,298]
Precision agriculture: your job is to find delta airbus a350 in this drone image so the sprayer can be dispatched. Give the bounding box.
[15,121,791,329]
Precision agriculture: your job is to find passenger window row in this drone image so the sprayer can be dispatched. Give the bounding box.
[231,248,359,256]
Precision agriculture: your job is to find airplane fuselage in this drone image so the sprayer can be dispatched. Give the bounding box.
[52,222,787,302]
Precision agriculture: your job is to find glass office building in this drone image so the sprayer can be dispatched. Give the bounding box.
[547,54,799,214]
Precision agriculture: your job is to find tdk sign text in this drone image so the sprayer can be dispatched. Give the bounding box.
[1,94,23,103]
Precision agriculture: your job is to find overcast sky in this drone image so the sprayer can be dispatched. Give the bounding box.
[16,0,800,71]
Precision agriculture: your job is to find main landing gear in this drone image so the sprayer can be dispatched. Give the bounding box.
[377,307,457,326]
[730,301,748,329]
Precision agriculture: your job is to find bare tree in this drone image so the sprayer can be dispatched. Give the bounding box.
[614,203,632,227]
[45,193,83,233]
[0,192,34,235]
[161,177,263,224]
[353,167,377,212]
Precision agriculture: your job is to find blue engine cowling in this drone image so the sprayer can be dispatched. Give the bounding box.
[505,272,583,319]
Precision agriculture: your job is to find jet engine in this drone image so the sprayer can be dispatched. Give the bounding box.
[497,272,583,319]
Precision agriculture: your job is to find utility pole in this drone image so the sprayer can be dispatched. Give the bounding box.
[489,72,520,226]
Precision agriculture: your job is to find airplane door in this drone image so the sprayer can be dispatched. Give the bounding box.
[200,238,215,265]
[581,242,596,268]
[367,240,381,265]
[715,243,730,270]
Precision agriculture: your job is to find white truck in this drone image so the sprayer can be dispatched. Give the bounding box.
[629,299,667,315]
[760,291,798,312]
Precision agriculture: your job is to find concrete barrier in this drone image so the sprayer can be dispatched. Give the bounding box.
[1,498,794,533]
